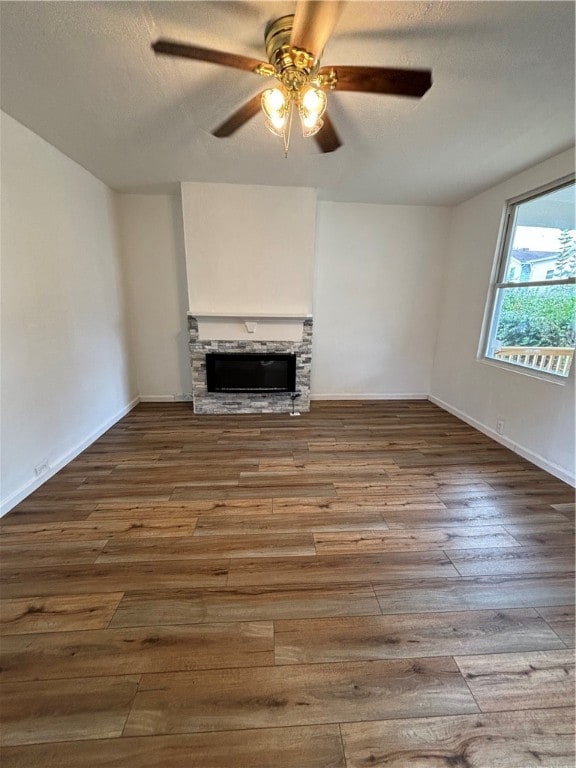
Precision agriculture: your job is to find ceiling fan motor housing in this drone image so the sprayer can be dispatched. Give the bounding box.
[265,14,317,85]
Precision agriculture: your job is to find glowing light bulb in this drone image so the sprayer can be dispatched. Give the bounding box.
[301,112,320,129]
[264,117,286,137]
[263,88,285,112]
[270,112,286,131]
[301,117,324,137]
[302,87,325,115]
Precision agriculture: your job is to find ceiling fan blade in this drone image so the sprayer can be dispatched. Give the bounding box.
[322,65,432,97]
[212,93,263,138]
[152,39,266,73]
[315,113,342,153]
[290,1,344,59]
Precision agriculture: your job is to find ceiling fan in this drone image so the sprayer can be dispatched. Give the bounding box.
[152,1,432,155]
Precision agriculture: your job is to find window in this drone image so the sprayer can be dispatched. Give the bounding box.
[484,177,575,379]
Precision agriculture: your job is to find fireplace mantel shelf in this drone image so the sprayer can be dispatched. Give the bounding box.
[188,312,312,320]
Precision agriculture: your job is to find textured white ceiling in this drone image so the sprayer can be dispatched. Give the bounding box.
[1,1,574,205]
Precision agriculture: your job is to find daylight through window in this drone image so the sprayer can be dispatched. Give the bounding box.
[484,177,576,378]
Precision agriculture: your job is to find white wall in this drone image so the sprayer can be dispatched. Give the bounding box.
[181,182,316,315]
[431,148,575,484]
[0,112,136,514]
[312,202,451,398]
[116,194,191,400]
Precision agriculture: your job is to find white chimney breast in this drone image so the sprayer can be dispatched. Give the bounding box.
[181,182,317,315]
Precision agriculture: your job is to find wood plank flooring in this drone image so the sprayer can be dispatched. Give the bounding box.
[1,400,574,767]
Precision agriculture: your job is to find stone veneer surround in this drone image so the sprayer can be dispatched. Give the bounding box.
[188,315,313,414]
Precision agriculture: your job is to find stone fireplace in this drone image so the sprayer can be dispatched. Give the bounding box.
[188,313,313,414]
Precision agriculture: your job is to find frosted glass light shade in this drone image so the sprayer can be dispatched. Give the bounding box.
[261,87,289,133]
[298,86,327,136]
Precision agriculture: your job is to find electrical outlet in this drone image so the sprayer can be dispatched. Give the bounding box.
[34,463,49,477]
[496,419,505,435]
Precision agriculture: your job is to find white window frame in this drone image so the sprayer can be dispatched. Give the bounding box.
[480,173,575,382]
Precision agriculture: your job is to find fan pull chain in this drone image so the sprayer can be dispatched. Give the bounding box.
[283,100,294,157]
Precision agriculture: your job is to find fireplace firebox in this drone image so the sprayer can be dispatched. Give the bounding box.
[206,353,297,393]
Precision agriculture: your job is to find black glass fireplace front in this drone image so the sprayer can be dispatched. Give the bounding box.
[206,353,296,393]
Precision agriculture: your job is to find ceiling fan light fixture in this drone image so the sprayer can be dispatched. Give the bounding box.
[152,4,433,156]
[261,86,289,133]
[298,85,327,136]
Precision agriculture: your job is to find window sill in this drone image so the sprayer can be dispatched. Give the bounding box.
[477,356,572,386]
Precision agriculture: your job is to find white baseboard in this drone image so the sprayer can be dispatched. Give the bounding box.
[429,395,576,488]
[311,393,429,401]
[0,397,140,517]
